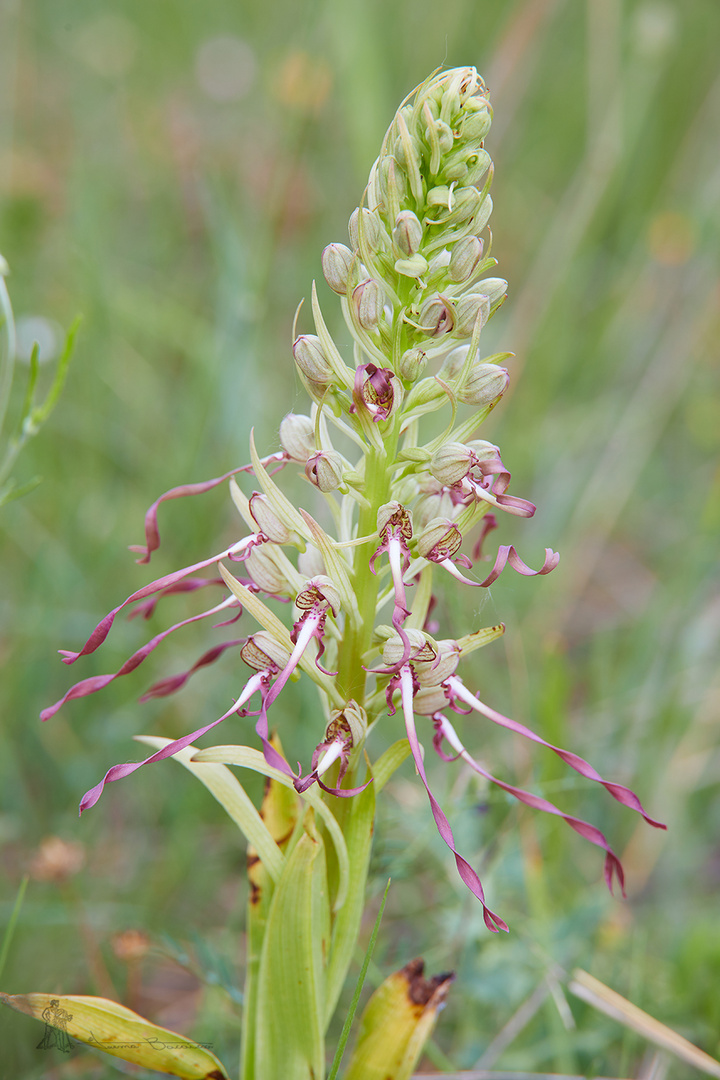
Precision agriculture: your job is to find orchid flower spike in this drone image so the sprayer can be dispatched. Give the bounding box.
[45,67,662,927]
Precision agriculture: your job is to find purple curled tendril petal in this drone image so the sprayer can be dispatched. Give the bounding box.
[140,639,244,701]
[448,678,666,831]
[399,667,508,933]
[79,671,268,814]
[476,545,560,588]
[316,776,373,797]
[493,492,536,517]
[437,546,558,590]
[254,696,297,778]
[434,715,626,896]
[59,543,251,665]
[42,599,239,721]
[130,470,251,565]
[128,578,226,621]
[129,456,287,565]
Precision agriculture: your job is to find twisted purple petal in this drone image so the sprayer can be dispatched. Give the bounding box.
[128,457,285,564]
[129,470,252,564]
[434,715,626,896]
[447,678,666,831]
[399,667,508,932]
[140,639,244,700]
[79,671,267,814]
[128,578,226,620]
[42,598,239,720]
[494,492,536,517]
[59,542,251,665]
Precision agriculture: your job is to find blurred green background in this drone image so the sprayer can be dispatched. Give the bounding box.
[1,0,719,1076]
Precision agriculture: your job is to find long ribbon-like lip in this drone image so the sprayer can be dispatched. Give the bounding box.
[399,665,508,932]
[41,597,240,721]
[435,714,626,896]
[78,670,269,814]
[59,536,259,666]
[447,677,666,830]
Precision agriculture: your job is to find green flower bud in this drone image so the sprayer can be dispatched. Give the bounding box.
[466,438,500,462]
[426,187,481,230]
[241,631,292,672]
[293,334,334,385]
[279,412,315,463]
[444,146,491,187]
[460,106,492,143]
[453,293,491,336]
[416,518,462,560]
[398,346,428,382]
[418,295,454,337]
[457,363,509,408]
[382,629,437,666]
[298,543,325,578]
[352,278,385,331]
[392,210,423,257]
[377,501,413,539]
[414,488,456,529]
[322,243,355,295]
[426,117,454,154]
[394,253,429,278]
[349,206,386,252]
[430,441,474,485]
[296,575,342,616]
[477,277,508,307]
[415,639,461,686]
[305,449,345,492]
[438,344,472,381]
[448,236,484,282]
[249,492,293,544]
[426,184,452,208]
[246,545,290,595]
[413,683,451,715]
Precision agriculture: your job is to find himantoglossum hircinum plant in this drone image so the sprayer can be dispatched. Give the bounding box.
[43,67,665,933]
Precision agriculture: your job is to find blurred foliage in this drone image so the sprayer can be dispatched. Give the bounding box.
[1,0,719,1077]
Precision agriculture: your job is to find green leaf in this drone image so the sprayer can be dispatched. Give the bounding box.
[243,735,301,1080]
[310,281,356,389]
[324,776,375,1024]
[249,428,313,541]
[0,875,28,982]
[327,879,390,1080]
[254,809,329,1080]
[299,508,361,626]
[135,737,285,883]
[372,739,412,793]
[0,992,229,1079]
[192,744,350,913]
